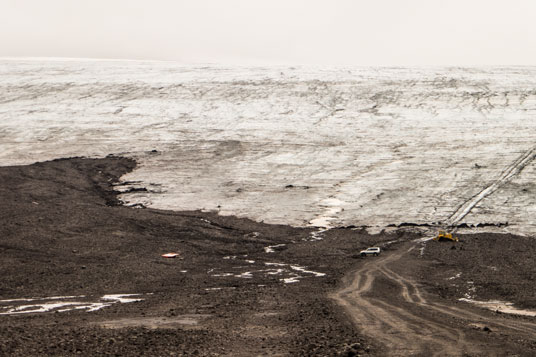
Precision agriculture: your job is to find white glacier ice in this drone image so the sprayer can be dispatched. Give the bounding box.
[1,59,535,235]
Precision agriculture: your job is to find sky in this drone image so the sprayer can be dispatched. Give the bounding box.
[1,0,536,65]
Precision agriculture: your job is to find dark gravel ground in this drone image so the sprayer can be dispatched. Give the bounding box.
[0,157,385,356]
[1,156,535,356]
[416,232,536,309]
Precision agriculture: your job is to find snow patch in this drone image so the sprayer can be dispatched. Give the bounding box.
[0,294,145,315]
[309,198,344,228]
[265,262,286,267]
[463,281,477,299]
[210,262,325,284]
[101,294,144,303]
[308,228,328,241]
[235,272,253,279]
[282,276,301,284]
[290,265,326,277]
[447,273,462,280]
[458,298,536,317]
[0,295,85,303]
[265,269,284,275]
[264,244,286,253]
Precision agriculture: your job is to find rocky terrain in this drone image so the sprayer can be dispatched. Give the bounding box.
[1,157,535,356]
[0,157,374,356]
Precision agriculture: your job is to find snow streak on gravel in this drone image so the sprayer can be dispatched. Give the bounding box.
[209,259,325,284]
[0,294,145,315]
[1,59,536,235]
[458,298,536,317]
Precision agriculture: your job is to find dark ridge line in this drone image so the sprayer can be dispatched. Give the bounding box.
[385,222,509,229]
[334,225,370,230]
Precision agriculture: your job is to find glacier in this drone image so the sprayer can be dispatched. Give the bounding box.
[1,59,535,235]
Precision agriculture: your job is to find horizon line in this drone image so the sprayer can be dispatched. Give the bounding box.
[0,56,534,69]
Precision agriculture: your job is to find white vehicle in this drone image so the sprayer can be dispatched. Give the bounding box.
[360,247,381,257]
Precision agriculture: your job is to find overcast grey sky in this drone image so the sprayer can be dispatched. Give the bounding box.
[1,0,535,65]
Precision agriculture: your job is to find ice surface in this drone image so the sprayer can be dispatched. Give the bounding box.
[1,59,536,235]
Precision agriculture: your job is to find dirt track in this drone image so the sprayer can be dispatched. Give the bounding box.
[333,241,536,356]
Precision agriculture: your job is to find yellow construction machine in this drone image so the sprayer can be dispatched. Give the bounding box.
[433,230,459,242]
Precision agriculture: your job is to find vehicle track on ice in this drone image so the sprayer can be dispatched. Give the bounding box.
[331,243,536,356]
[446,145,536,226]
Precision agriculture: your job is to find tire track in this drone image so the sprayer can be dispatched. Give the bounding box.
[331,246,469,356]
[332,146,536,355]
[446,145,536,226]
[332,243,536,356]
[381,261,536,335]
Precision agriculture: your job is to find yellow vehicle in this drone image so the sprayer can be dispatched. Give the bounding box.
[433,230,459,242]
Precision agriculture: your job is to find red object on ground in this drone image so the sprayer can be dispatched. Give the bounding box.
[161,253,179,258]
